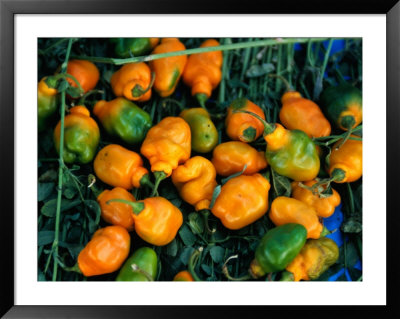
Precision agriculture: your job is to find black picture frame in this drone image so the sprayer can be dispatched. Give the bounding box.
[1,0,399,317]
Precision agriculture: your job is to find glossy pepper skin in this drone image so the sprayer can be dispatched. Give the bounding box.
[328,136,362,183]
[173,270,195,281]
[172,156,217,211]
[110,63,153,102]
[149,38,187,97]
[182,39,223,106]
[112,38,159,58]
[53,106,100,164]
[279,91,331,138]
[116,247,158,281]
[226,98,266,143]
[250,223,307,278]
[141,117,191,177]
[286,237,339,281]
[270,197,323,239]
[179,108,218,153]
[211,141,267,177]
[94,144,149,190]
[291,180,341,218]
[66,59,100,93]
[320,84,362,131]
[93,97,152,145]
[38,77,59,132]
[77,225,130,277]
[211,174,271,230]
[97,187,136,231]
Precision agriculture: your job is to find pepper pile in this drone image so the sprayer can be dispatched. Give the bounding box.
[38,37,362,282]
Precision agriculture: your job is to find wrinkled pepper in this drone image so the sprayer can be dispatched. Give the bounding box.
[149,38,187,97]
[173,270,195,281]
[53,106,100,164]
[270,197,323,239]
[172,156,217,211]
[116,247,158,281]
[286,237,339,281]
[320,83,362,131]
[179,107,218,153]
[112,38,160,58]
[211,173,270,230]
[94,144,152,190]
[291,180,341,218]
[93,97,152,145]
[182,39,223,107]
[110,62,153,102]
[38,77,59,132]
[211,141,267,177]
[66,59,100,93]
[109,197,183,246]
[97,187,136,231]
[279,91,331,138]
[250,223,307,278]
[77,225,130,277]
[226,98,266,143]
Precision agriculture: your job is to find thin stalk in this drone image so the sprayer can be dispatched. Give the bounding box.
[218,38,230,103]
[275,45,282,93]
[319,39,334,81]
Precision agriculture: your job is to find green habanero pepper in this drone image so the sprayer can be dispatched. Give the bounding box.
[38,77,59,132]
[53,106,100,164]
[250,223,307,278]
[319,83,362,131]
[179,107,218,153]
[93,97,152,145]
[116,247,158,281]
[111,38,160,58]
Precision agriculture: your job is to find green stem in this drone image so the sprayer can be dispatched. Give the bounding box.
[131,264,154,281]
[52,38,73,281]
[131,72,156,97]
[106,199,145,215]
[199,209,216,235]
[188,247,203,281]
[218,38,230,103]
[71,38,332,65]
[233,109,275,135]
[139,174,155,190]
[78,89,104,106]
[222,255,252,281]
[268,74,293,91]
[151,171,167,197]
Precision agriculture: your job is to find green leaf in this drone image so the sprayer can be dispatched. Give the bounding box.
[40,198,81,218]
[165,239,178,257]
[57,78,69,92]
[65,86,81,98]
[38,230,55,246]
[201,264,212,276]
[180,247,195,266]
[179,224,197,247]
[85,200,101,234]
[341,218,362,233]
[38,182,55,202]
[221,164,247,185]
[271,169,291,197]
[188,212,204,235]
[59,241,84,260]
[208,185,221,209]
[210,246,225,264]
[63,186,77,199]
[246,63,275,78]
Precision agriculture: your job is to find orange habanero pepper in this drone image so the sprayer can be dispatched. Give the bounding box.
[211,174,271,230]
[97,187,136,231]
[173,270,195,281]
[94,144,152,190]
[225,98,266,143]
[279,91,331,138]
[110,62,153,102]
[182,39,223,108]
[172,156,217,211]
[291,180,341,218]
[270,197,323,239]
[66,59,100,93]
[77,225,130,277]
[149,38,187,97]
[211,141,267,177]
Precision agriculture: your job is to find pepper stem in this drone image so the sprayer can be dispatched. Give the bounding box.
[139,174,155,190]
[87,174,102,198]
[188,247,204,281]
[131,71,156,97]
[222,255,252,281]
[334,126,353,150]
[78,89,104,106]
[298,168,346,196]
[268,74,293,91]
[232,110,276,136]
[199,209,216,235]
[196,93,208,109]
[106,199,145,215]
[131,264,154,281]
[57,260,82,274]
[151,171,167,197]
[279,270,295,281]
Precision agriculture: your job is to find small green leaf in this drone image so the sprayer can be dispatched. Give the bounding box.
[40,199,81,218]
[165,239,178,257]
[179,224,197,246]
[56,78,69,92]
[180,247,195,266]
[221,164,247,185]
[38,230,55,246]
[341,218,362,233]
[63,186,77,199]
[271,169,291,197]
[66,86,81,98]
[85,200,101,233]
[201,264,212,276]
[210,246,225,264]
[208,185,221,209]
[246,63,275,78]
[188,213,204,235]
[38,182,55,201]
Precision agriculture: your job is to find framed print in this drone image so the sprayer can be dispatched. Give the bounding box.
[1,0,399,317]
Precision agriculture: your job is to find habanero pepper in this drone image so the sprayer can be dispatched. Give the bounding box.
[53,106,100,164]
[77,225,130,277]
[211,173,271,230]
[94,144,153,190]
[211,141,267,177]
[110,62,153,102]
[112,38,160,58]
[93,97,152,145]
[279,91,331,138]
[225,98,266,143]
[116,247,158,281]
[149,38,187,97]
[108,197,183,246]
[97,187,136,231]
[38,77,59,132]
[285,237,339,281]
[269,196,323,239]
[171,156,217,211]
[179,107,218,153]
[66,59,100,94]
[182,39,223,108]
[173,270,195,281]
